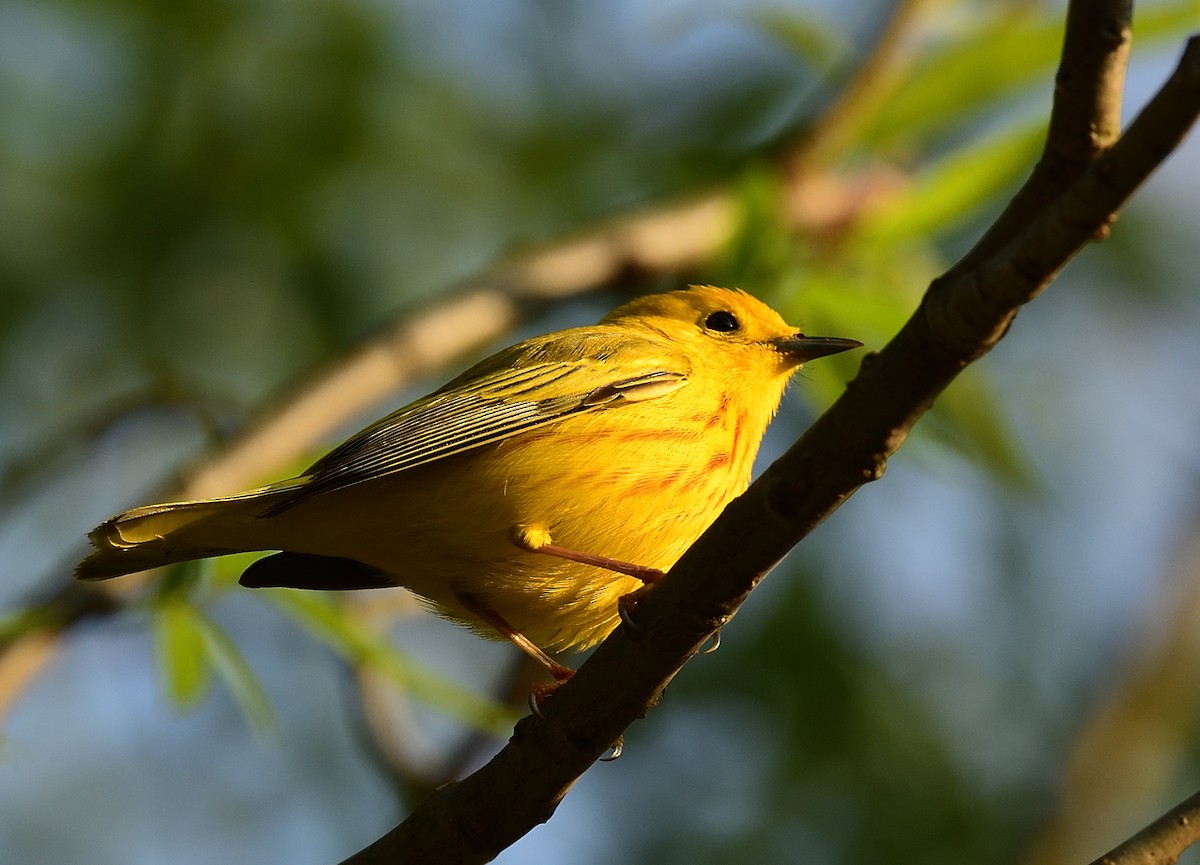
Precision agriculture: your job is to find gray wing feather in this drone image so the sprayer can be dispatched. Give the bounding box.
[259,330,689,517]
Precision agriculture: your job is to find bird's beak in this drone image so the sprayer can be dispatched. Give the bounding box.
[775,334,863,362]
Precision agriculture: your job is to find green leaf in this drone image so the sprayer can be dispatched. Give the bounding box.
[773,270,897,400]
[859,119,1046,245]
[207,551,275,589]
[863,0,1200,150]
[153,559,205,601]
[153,597,276,735]
[924,368,1037,490]
[154,600,212,709]
[266,591,519,738]
[0,604,59,646]
[862,7,1064,148]
[190,613,278,737]
[771,242,1034,489]
[1136,1,1200,47]
[754,9,847,74]
[716,166,794,289]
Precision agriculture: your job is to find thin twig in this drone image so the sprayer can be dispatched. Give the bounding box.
[1087,789,1200,865]
[784,0,938,179]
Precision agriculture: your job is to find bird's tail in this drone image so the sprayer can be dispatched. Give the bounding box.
[75,480,306,581]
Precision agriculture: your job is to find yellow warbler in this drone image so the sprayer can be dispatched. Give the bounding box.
[77,286,859,677]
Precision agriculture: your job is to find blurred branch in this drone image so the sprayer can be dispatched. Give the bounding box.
[0,632,60,713]
[1024,507,1200,865]
[355,652,540,802]
[343,19,1200,865]
[784,0,936,179]
[0,583,120,711]
[782,0,938,236]
[1086,789,1200,865]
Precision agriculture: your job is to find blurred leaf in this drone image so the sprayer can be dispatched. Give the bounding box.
[926,368,1037,490]
[863,6,1061,147]
[267,590,519,737]
[0,605,55,647]
[717,166,794,289]
[190,612,278,737]
[153,596,275,734]
[859,119,1046,245]
[154,599,212,708]
[207,550,271,588]
[864,0,1200,150]
[1084,206,1200,303]
[754,9,847,74]
[1136,1,1200,50]
[782,259,921,337]
[153,558,205,601]
[779,260,1034,486]
[775,267,916,408]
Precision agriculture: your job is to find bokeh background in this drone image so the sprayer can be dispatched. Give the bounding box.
[2,0,1199,863]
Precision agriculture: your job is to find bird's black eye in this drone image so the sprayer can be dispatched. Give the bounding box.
[705,310,740,333]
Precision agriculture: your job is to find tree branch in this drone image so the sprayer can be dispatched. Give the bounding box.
[953,0,1132,273]
[1087,789,1200,865]
[344,25,1200,865]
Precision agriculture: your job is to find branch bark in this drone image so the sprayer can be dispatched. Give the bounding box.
[342,19,1200,865]
[1087,789,1200,865]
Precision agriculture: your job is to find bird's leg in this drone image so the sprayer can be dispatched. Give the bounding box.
[511,526,666,638]
[510,525,666,583]
[454,591,575,686]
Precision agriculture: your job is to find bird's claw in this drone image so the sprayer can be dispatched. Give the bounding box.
[600,737,624,762]
[527,668,574,717]
[617,584,655,638]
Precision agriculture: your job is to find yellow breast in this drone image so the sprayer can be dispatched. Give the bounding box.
[446,380,778,651]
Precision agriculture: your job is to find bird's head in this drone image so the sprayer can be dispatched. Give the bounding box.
[603,285,861,382]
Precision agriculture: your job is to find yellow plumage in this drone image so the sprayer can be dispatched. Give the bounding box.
[77,286,858,663]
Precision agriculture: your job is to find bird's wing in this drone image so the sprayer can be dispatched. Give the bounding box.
[260,328,690,515]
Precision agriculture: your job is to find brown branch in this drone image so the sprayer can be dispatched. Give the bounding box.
[1087,789,1200,865]
[342,26,1200,865]
[953,0,1132,273]
[1050,0,1132,158]
[0,632,60,713]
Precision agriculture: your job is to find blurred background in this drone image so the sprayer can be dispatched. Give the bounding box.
[2,0,1199,863]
